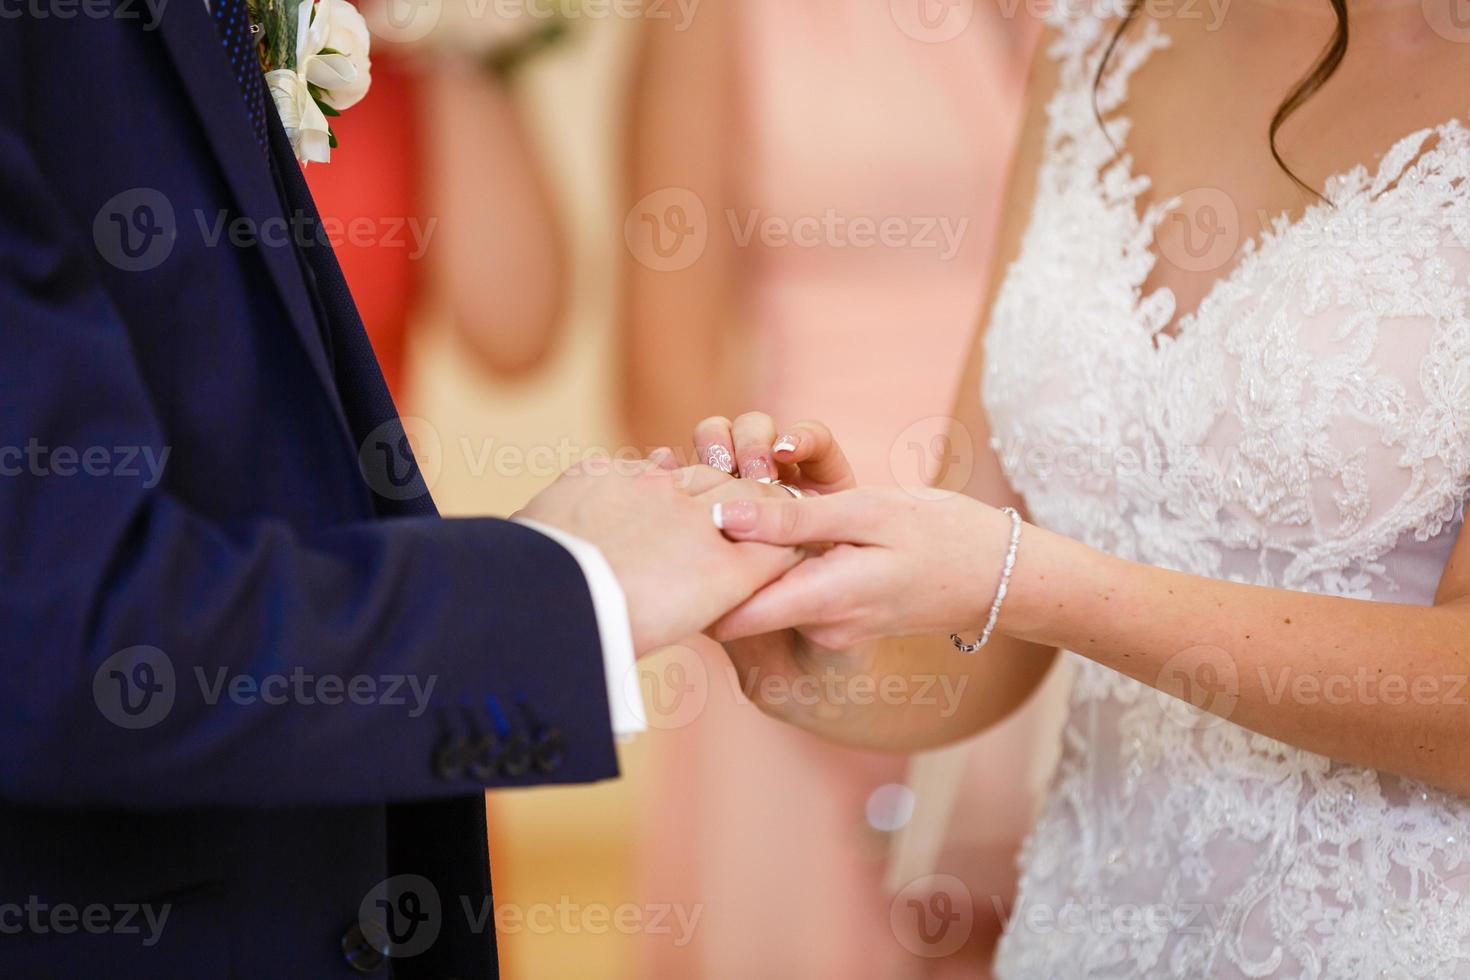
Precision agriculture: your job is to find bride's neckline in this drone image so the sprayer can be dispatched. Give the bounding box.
[1083,17,1468,347]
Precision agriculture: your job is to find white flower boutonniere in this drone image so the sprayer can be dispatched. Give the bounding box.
[251,0,372,163]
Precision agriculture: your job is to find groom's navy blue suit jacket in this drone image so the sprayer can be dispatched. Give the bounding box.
[0,4,620,978]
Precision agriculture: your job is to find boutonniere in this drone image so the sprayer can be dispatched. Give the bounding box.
[249,0,372,163]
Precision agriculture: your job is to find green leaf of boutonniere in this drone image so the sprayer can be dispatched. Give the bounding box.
[306,82,340,116]
[281,0,304,71]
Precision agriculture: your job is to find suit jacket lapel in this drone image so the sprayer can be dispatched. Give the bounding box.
[267,128,441,520]
[152,0,355,449]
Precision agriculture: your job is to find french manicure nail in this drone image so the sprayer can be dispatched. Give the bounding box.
[773,435,798,454]
[712,500,758,532]
[743,457,773,482]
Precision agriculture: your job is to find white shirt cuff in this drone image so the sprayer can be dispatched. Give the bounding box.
[513,517,647,739]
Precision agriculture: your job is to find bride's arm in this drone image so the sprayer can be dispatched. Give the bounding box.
[715,491,1470,796]
[705,27,1065,754]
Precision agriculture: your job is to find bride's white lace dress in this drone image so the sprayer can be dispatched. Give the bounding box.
[982,10,1470,979]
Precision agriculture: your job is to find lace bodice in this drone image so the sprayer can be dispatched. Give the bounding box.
[984,12,1470,979]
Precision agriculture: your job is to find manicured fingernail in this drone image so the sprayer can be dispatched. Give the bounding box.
[706,444,734,474]
[773,435,798,454]
[712,500,758,532]
[742,456,773,482]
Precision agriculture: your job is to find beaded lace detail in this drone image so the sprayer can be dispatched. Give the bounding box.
[984,10,1470,979]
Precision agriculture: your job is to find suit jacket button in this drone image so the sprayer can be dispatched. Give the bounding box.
[434,735,470,781]
[469,733,502,782]
[341,922,387,974]
[532,728,565,774]
[499,733,531,778]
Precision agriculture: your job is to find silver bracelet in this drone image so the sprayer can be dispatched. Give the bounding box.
[951,506,1023,655]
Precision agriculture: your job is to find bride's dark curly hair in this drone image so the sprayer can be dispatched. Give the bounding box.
[1094,0,1350,198]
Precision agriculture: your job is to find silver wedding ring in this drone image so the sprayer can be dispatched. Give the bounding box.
[771,481,804,499]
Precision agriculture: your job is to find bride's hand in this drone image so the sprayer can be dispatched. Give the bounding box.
[709,488,1019,651]
[676,414,861,717]
[692,413,857,494]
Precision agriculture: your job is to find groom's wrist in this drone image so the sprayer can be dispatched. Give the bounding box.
[513,517,646,739]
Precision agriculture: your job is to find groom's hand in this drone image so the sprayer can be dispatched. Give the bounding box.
[517,458,801,655]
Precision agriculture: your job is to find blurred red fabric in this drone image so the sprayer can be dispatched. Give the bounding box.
[303,52,422,400]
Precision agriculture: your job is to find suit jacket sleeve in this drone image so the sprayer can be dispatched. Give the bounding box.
[0,49,621,811]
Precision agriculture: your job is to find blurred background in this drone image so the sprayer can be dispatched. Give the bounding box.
[306,1,1070,975]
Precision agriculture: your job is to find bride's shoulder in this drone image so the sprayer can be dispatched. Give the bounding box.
[1026,0,1169,106]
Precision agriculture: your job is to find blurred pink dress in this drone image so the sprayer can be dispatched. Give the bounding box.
[641,3,1041,977]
